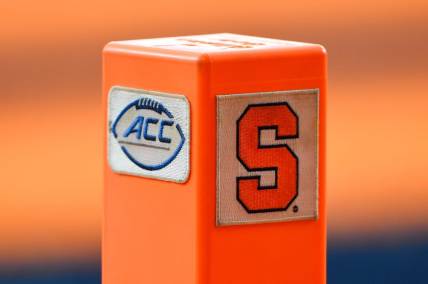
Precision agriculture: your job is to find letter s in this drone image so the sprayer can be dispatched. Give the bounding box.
[236,103,298,213]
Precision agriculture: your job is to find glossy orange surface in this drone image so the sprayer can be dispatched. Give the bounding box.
[103,35,326,283]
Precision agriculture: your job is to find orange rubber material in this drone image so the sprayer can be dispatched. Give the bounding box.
[103,34,327,284]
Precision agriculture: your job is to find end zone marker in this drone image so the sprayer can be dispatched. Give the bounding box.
[103,33,327,284]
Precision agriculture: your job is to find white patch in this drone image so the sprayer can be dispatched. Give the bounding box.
[216,89,318,226]
[108,86,190,183]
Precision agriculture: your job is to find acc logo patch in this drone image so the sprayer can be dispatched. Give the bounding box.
[216,90,318,226]
[108,87,190,183]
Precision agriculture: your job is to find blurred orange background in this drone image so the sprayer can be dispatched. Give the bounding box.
[1,0,428,282]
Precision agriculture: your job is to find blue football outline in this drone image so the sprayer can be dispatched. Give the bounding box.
[112,97,185,171]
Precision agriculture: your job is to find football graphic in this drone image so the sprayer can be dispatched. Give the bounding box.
[111,97,185,171]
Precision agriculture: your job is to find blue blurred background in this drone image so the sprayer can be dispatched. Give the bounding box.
[1,0,428,283]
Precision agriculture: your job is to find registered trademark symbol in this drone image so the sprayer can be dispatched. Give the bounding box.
[292,205,299,213]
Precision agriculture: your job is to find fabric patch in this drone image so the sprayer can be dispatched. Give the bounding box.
[217,89,318,225]
[108,86,190,183]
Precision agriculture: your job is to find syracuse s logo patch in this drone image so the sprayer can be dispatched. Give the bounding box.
[216,90,318,226]
[236,102,299,213]
[108,87,190,183]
